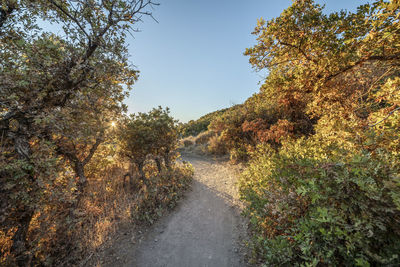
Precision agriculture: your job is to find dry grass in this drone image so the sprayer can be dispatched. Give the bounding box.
[179,131,222,156]
[38,165,139,266]
[208,135,228,155]
[180,136,196,148]
[195,131,215,145]
[79,171,133,258]
[0,228,14,266]
[183,139,194,147]
[77,161,193,266]
[0,157,193,266]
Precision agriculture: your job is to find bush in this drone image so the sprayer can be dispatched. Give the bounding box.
[0,145,193,266]
[133,163,193,224]
[179,108,230,137]
[240,141,400,266]
[238,0,400,265]
[208,135,229,155]
[0,1,158,265]
[195,131,215,145]
[119,107,178,179]
[229,145,250,163]
[183,139,194,147]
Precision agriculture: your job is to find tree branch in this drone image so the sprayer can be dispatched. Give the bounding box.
[325,53,400,82]
[279,40,318,65]
[55,142,79,164]
[82,136,103,166]
[0,3,15,29]
[368,106,400,128]
[48,0,91,39]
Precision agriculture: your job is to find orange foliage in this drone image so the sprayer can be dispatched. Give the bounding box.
[242,119,294,145]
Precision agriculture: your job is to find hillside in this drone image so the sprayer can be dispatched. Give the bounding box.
[180,106,239,137]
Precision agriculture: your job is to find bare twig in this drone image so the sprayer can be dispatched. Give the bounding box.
[79,252,93,267]
[49,0,91,39]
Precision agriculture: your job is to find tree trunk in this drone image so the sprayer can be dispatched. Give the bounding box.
[73,161,87,206]
[56,137,103,206]
[74,161,87,194]
[155,157,162,173]
[123,173,130,189]
[11,208,34,267]
[164,150,171,170]
[136,161,146,184]
[123,170,134,190]
[10,124,35,266]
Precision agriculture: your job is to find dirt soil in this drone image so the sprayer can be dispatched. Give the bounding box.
[101,151,251,267]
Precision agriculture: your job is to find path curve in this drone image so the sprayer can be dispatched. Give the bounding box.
[127,152,249,267]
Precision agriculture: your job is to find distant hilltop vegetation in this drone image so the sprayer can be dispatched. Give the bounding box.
[179,106,236,137]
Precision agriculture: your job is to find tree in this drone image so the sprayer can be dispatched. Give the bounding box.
[0,0,156,264]
[245,0,399,124]
[149,107,179,170]
[239,0,400,265]
[119,107,179,182]
[119,113,157,183]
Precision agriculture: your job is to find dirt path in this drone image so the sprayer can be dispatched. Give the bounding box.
[120,152,249,267]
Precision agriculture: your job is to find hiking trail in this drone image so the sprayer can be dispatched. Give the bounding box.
[104,151,250,267]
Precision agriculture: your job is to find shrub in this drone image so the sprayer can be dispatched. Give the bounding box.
[229,145,250,163]
[240,141,400,266]
[179,108,230,137]
[183,139,194,147]
[133,162,193,224]
[238,0,400,265]
[0,1,157,265]
[119,107,179,179]
[195,131,215,145]
[208,134,229,155]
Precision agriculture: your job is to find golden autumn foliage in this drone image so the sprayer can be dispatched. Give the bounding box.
[199,0,400,265]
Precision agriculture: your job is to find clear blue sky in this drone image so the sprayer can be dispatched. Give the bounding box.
[126,0,366,122]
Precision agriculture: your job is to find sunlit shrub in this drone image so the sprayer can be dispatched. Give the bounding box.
[208,134,229,155]
[179,108,230,137]
[195,131,216,145]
